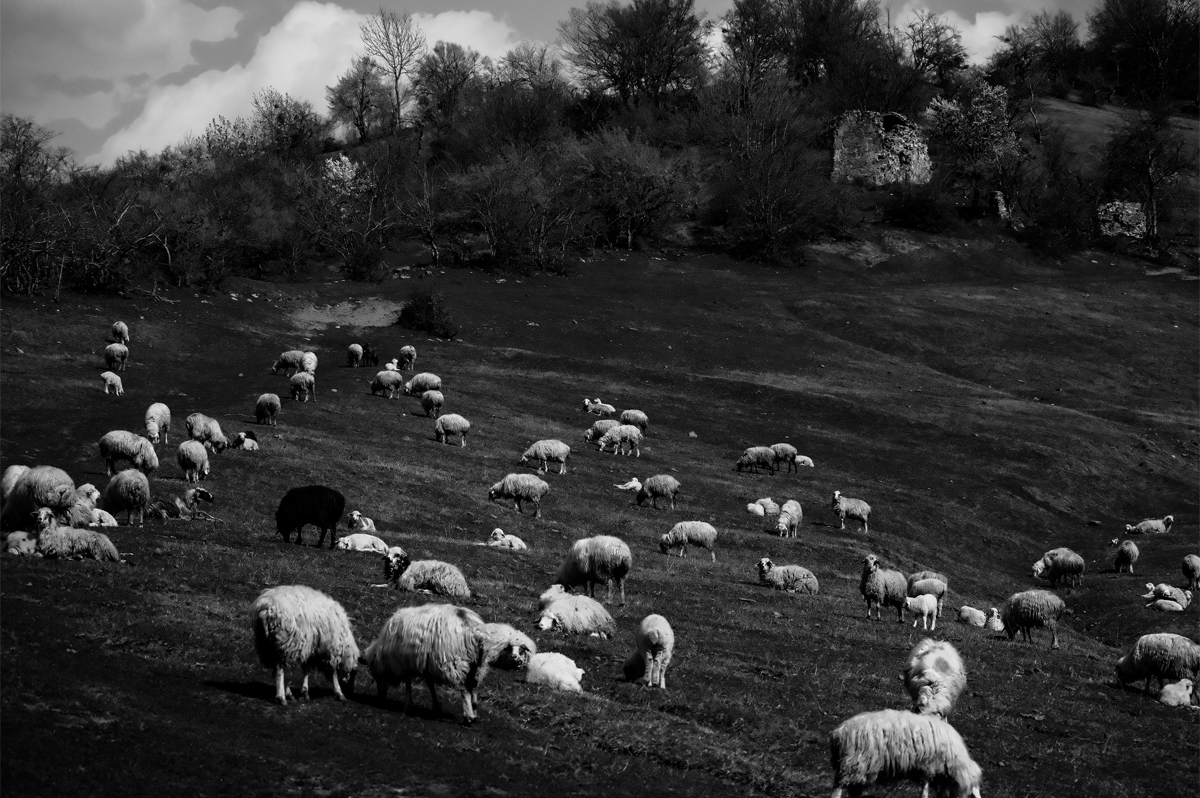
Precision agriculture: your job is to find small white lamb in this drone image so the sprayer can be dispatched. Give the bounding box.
[905,594,939,630]
[524,651,584,692]
[623,614,675,689]
[347,510,376,534]
[487,528,527,550]
[100,371,124,396]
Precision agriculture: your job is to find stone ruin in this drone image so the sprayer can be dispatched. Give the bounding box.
[831,111,931,187]
[1097,201,1146,238]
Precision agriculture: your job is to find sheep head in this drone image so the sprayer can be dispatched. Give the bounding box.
[830,490,842,509]
[32,507,57,532]
[1108,538,1119,547]
[536,613,556,631]
[1032,560,1046,579]
[489,528,506,542]
[383,547,410,582]
[756,557,773,578]
[659,536,670,555]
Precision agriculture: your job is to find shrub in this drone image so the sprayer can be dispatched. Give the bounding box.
[396,285,459,339]
[884,171,962,234]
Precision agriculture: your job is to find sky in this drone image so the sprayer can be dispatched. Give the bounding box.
[0,0,1096,166]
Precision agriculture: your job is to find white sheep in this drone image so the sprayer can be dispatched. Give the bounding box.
[831,490,871,533]
[251,585,359,706]
[908,570,948,588]
[271,350,306,376]
[90,508,118,527]
[1125,515,1174,535]
[255,393,281,426]
[378,547,470,599]
[619,409,649,433]
[1159,679,1195,707]
[480,622,536,669]
[434,413,471,446]
[860,554,906,622]
[735,446,776,475]
[745,497,780,518]
[33,508,121,561]
[520,439,571,474]
[538,593,616,637]
[334,533,389,554]
[303,351,317,372]
[347,509,377,533]
[1032,547,1085,588]
[487,528,527,550]
[1111,538,1139,574]
[185,413,229,452]
[1141,582,1191,607]
[176,440,210,483]
[403,372,441,396]
[957,606,986,627]
[1115,633,1200,694]
[597,424,642,457]
[524,651,584,692]
[555,535,632,605]
[584,418,620,443]
[1147,599,1188,612]
[488,473,550,518]
[233,432,259,451]
[290,371,315,402]
[103,469,151,526]
[904,594,939,630]
[64,483,101,528]
[362,603,490,722]
[775,499,803,537]
[1183,554,1200,591]
[104,343,128,371]
[659,521,717,561]
[829,709,982,798]
[5,532,36,556]
[347,343,364,367]
[769,443,813,473]
[623,614,675,689]
[903,638,966,718]
[636,475,681,510]
[420,389,443,418]
[0,465,75,530]
[100,371,124,396]
[985,607,1004,633]
[371,370,405,398]
[398,345,417,370]
[756,557,819,593]
[909,578,948,618]
[111,320,130,344]
[1001,589,1067,649]
[582,398,615,417]
[385,358,399,371]
[1,464,31,511]
[98,430,159,476]
[144,402,171,444]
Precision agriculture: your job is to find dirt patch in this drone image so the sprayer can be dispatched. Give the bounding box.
[289,298,406,329]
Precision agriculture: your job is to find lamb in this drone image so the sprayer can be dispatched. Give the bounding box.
[290,371,315,402]
[555,535,632,605]
[5,532,36,556]
[255,393,281,426]
[403,372,441,396]
[538,592,616,637]
[90,508,118,527]
[860,554,907,622]
[33,508,121,561]
[419,389,443,418]
[582,398,615,417]
[659,521,717,561]
[1141,583,1191,608]
[385,358,399,371]
[64,483,101,528]
[1159,679,1195,707]
[334,533,390,554]
[185,413,229,452]
[177,440,211,483]
[775,499,803,538]
[735,446,776,475]
[1183,554,1200,591]
[487,473,550,518]
[379,547,471,599]
[111,320,130,344]
[271,350,306,376]
[903,639,966,717]
[103,469,151,526]
[1032,547,1085,588]
[434,414,471,446]
[144,402,171,444]
[524,652,584,692]
[831,490,871,532]
[622,614,674,689]
[370,370,405,398]
[596,424,642,456]
[398,345,416,370]
[347,343,364,367]
[362,603,490,722]
[1147,599,1187,612]
[584,418,620,443]
[0,465,75,531]
[98,430,159,476]
[251,585,359,706]
[302,351,318,372]
[757,557,819,593]
[1115,633,1200,694]
[904,594,939,630]
[619,409,649,433]
[985,607,1004,633]
[909,579,948,618]
[100,371,124,396]
[347,509,376,533]
[480,622,536,669]
[275,485,346,548]
[1125,515,1174,534]
[746,497,780,517]
[829,709,983,798]
[232,432,259,451]
[1111,538,1139,574]
[146,487,216,522]
[957,606,986,627]
[520,439,571,474]
[770,443,813,473]
[487,528,527,550]
[636,475,681,510]
[104,343,128,371]
[1001,589,1067,649]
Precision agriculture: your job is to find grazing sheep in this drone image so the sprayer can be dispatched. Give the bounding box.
[1126,515,1174,534]
[985,607,1004,633]
[524,652,584,692]
[301,351,317,373]
[419,389,443,418]
[905,594,939,630]
[597,424,642,457]
[487,473,550,518]
[829,709,983,798]
[255,393,281,426]
[958,606,986,627]
[251,585,359,706]
[0,465,75,531]
[735,446,776,475]
[5,532,36,556]
[1111,539,1139,574]
[903,639,966,718]
[1001,589,1067,649]
[380,548,471,599]
[103,469,150,526]
[398,345,417,371]
[403,372,441,396]
[98,430,159,476]
[290,371,315,402]
[32,508,121,562]
[104,343,128,371]
[757,557,819,594]
[556,535,632,605]
[636,475,681,510]
[538,593,616,637]
[619,409,649,433]
[176,440,210,483]
[144,402,171,444]
[434,414,471,446]
[770,443,813,473]
[347,343,364,367]
[100,371,124,396]
[909,579,948,618]
[1115,633,1200,694]
[831,490,871,533]
[1184,555,1200,591]
[487,528,527,550]
[481,623,536,670]
[271,350,306,376]
[1032,547,1085,588]
[584,418,620,443]
[347,510,376,534]
[334,533,389,554]
[370,370,405,399]
[659,521,718,561]
[185,413,229,452]
[860,554,907,622]
[623,614,674,689]
[111,320,130,344]
[362,603,490,722]
[520,439,571,474]
[90,508,118,527]
[1141,583,1191,607]
[1159,679,1195,707]
[275,485,346,548]
[775,499,803,538]
[582,398,615,417]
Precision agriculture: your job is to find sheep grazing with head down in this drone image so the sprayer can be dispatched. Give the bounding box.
[555,535,632,605]
[829,709,983,798]
[371,370,405,399]
[302,351,317,373]
[111,320,130,345]
[584,418,620,443]
[488,473,550,518]
[271,350,306,376]
[487,528,527,550]
[908,578,948,618]
[905,594,939,630]
[831,490,871,533]
[398,345,417,371]
[103,469,150,527]
[335,533,389,554]
[1126,515,1174,535]
[403,372,441,396]
[434,413,471,446]
[538,590,616,638]
[290,371,315,402]
[775,499,803,538]
[957,606,986,627]
[1141,583,1191,608]
[104,343,129,372]
[276,485,346,548]
[1001,589,1067,649]
[100,371,124,396]
[0,465,75,531]
[582,398,615,417]
[860,554,907,622]
[623,614,674,689]
[521,439,571,474]
[524,651,585,692]
[597,424,643,457]
[770,443,813,473]
[379,546,471,599]
[251,585,359,706]
[144,402,171,444]
[660,521,718,561]
[619,409,649,433]
[33,507,121,562]
[903,639,967,718]
[735,446,776,475]
[255,393,281,426]
[1032,547,1085,588]
[347,343,364,367]
[98,430,159,476]
[185,413,229,453]
[1110,538,1139,574]
[362,603,490,723]
[757,557,819,593]
[176,440,210,483]
[636,475,681,510]
[1184,555,1200,592]
[420,390,443,418]
[481,622,536,670]
[1115,633,1200,694]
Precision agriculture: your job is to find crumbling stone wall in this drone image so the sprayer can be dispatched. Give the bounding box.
[832,111,931,187]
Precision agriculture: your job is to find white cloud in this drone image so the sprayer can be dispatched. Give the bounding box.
[895,4,1021,65]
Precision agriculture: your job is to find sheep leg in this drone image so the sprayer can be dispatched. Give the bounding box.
[633,444,639,458]
[404,680,415,713]
[427,682,442,715]
[930,614,936,631]
[619,579,625,606]
[559,461,566,475]
[299,670,311,701]
[461,689,475,724]
[274,666,288,705]
[532,500,541,519]
[459,434,466,447]
[709,548,716,563]
[862,520,868,534]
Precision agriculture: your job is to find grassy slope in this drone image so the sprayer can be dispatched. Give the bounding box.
[1,236,1197,797]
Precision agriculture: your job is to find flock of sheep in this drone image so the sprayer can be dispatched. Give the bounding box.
[2,317,1198,798]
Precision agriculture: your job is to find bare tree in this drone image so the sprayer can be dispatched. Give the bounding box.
[360,8,427,134]
[902,10,967,91]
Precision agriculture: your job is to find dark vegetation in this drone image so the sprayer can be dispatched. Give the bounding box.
[396,285,460,339]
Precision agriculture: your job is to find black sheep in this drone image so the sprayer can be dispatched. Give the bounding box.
[276,485,346,548]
